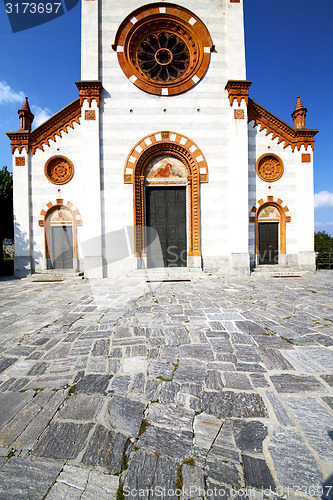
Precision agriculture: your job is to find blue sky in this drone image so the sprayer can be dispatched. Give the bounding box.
[0,0,332,234]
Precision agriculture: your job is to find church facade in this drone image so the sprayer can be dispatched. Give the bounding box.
[7,0,318,278]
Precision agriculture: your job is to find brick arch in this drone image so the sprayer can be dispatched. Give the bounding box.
[38,198,82,227]
[39,198,82,262]
[125,132,208,260]
[249,196,291,255]
[124,131,208,184]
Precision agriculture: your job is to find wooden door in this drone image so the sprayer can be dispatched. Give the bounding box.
[146,187,187,267]
[50,226,73,269]
[259,222,279,265]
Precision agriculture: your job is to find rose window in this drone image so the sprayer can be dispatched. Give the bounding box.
[137,32,190,83]
[44,156,74,185]
[113,4,213,96]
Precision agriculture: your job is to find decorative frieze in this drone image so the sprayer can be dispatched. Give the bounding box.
[248,99,318,152]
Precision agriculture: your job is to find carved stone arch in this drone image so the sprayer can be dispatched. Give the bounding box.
[249,196,291,256]
[125,132,208,260]
[39,198,82,261]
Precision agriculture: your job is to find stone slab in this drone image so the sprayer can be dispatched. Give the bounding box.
[0,456,64,500]
[75,374,112,394]
[56,393,103,421]
[268,427,323,490]
[284,396,333,461]
[146,403,195,432]
[270,374,326,393]
[0,391,34,429]
[81,424,127,474]
[233,421,268,454]
[108,395,146,436]
[33,421,94,459]
[202,391,268,419]
[138,425,192,461]
[242,454,275,490]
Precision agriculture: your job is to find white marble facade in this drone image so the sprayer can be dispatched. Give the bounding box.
[9,0,317,278]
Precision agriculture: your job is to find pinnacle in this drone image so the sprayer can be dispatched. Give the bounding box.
[21,96,31,112]
[294,95,305,112]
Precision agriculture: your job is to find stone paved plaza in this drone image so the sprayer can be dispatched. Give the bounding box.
[0,271,332,500]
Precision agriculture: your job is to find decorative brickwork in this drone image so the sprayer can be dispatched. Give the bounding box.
[225,80,252,106]
[234,109,245,119]
[256,153,284,182]
[248,99,318,152]
[44,156,74,185]
[39,199,82,227]
[249,197,291,255]
[76,81,103,108]
[85,110,96,120]
[113,3,213,96]
[15,157,25,166]
[302,153,311,163]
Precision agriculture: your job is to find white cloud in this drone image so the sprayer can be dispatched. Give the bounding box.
[315,221,333,227]
[314,191,333,208]
[31,105,52,128]
[0,81,24,105]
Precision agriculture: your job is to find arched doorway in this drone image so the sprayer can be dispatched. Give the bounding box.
[145,156,187,267]
[258,205,280,264]
[124,131,208,268]
[46,207,74,269]
[39,199,82,271]
[249,197,291,266]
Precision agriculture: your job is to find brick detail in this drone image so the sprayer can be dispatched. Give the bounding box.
[15,157,25,166]
[38,199,82,227]
[234,109,245,119]
[230,0,240,3]
[85,110,96,120]
[302,153,311,163]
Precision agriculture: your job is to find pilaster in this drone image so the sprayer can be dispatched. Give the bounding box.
[81,0,99,80]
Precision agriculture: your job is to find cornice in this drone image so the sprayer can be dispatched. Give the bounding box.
[7,99,81,155]
[248,99,318,151]
[75,80,103,107]
[225,80,252,106]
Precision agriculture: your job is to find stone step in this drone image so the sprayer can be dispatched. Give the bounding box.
[28,271,85,282]
[251,265,307,278]
[128,267,204,280]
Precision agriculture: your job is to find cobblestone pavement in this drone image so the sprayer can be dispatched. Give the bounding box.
[0,271,332,500]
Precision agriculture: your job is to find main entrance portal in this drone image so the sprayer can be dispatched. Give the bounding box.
[146,187,187,267]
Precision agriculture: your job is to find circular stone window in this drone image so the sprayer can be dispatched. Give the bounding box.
[44,156,74,185]
[256,154,284,182]
[114,3,213,96]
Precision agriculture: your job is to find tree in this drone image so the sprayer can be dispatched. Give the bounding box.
[0,166,14,272]
[315,231,333,253]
